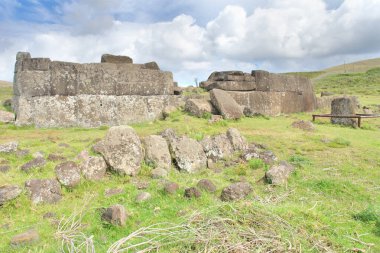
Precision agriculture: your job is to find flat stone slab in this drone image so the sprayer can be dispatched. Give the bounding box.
[210,89,244,119]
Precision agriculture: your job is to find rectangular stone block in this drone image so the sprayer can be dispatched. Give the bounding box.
[21,58,51,71]
[50,62,79,96]
[205,81,257,91]
[14,70,51,97]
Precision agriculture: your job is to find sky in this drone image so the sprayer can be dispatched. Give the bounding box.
[1,0,380,85]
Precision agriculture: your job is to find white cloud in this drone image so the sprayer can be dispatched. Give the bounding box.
[0,0,380,85]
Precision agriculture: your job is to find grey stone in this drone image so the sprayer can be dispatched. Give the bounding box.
[226,128,248,151]
[81,156,107,181]
[184,187,202,199]
[331,97,357,127]
[55,161,81,187]
[259,150,278,165]
[101,204,126,226]
[142,135,171,171]
[47,154,66,162]
[291,120,315,131]
[16,52,31,61]
[32,151,45,158]
[0,141,18,153]
[101,54,133,64]
[185,99,216,118]
[135,192,152,202]
[0,110,14,123]
[208,115,223,123]
[168,136,207,173]
[21,157,46,172]
[265,162,295,185]
[197,179,216,193]
[220,182,252,201]
[151,168,168,179]
[10,229,39,246]
[76,150,90,161]
[143,62,160,70]
[104,188,125,197]
[100,126,143,176]
[200,133,234,162]
[210,89,244,119]
[0,165,11,173]
[321,91,334,97]
[25,179,62,204]
[0,185,22,205]
[16,149,30,157]
[164,182,179,194]
[161,128,177,142]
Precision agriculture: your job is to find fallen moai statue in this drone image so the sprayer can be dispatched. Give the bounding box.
[12,52,182,127]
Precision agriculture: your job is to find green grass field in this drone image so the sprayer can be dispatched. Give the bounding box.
[1,71,380,252]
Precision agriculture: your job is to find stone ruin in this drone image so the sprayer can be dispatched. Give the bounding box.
[13,52,182,127]
[200,70,317,117]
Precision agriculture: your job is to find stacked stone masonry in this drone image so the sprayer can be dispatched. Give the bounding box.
[201,70,317,116]
[13,52,181,127]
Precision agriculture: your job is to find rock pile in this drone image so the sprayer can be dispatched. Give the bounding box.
[200,70,317,118]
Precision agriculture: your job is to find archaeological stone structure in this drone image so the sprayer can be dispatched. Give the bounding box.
[13,52,182,127]
[200,70,317,116]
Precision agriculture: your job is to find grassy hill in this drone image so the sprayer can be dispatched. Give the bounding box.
[0,69,380,252]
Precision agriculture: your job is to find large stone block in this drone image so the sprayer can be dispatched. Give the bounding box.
[331,97,357,126]
[101,54,133,64]
[210,89,244,119]
[50,62,79,96]
[13,70,51,97]
[204,81,257,91]
[185,99,216,117]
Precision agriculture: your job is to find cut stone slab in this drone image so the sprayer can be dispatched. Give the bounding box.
[265,162,295,185]
[168,136,207,173]
[0,110,14,123]
[226,128,248,151]
[10,229,39,246]
[197,179,216,193]
[0,185,22,205]
[220,182,252,201]
[81,156,107,181]
[331,97,357,127]
[25,179,62,204]
[55,161,81,187]
[101,204,126,226]
[200,133,234,162]
[21,157,46,172]
[185,99,216,118]
[101,54,133,64]
[0,141,18,153]
[210,89,244,119]
[100,126,143,176]
[142,135,171,171]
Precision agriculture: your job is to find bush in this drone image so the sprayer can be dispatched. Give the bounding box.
[289,154,312,168]
[248,158,266,170]
[353,206,379,223]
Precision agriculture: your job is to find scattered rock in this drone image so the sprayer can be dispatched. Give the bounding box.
[201,133,234,162]
[25,179,62,204]
[0,141,18,153]
[184,187,202,199]
[0,185,22,205]
[21,157,46,172]
[15,149,30,157]
[168,136,207,173]
[101,54,133,64]
[226,128,248,151]
[220,182,252,201]
[208,115,223,123]
[0,165,11,173]
[210,89,244,119]
[10,229,39,246]
[76,150,90,161]
[99,126,143,176]
[55,161,81,187]
[291,120,315,131]
[164,182,179,194]
[58,143,70,148]
[142,135,171,171]
[265,162,295,185]
[331,97,357,127]
[32,151,44,158]
[131,179,150,190]
[241,145,261,162]
[321,91,334,97]
[2,99,12,107]
[135,192,152,203]
[104,188,125,197]
[160,128,177,142]
[259,150,278,165]
[0,110,15,123]
[185,99,216,118]
[81,156,107,181]
[47,153,66,162]
[151,168,168,179]
[101,204,127,226]
[197,179,216,192]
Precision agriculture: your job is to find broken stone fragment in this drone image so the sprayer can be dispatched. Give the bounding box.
[81,156,107,181]
[10,229,39,246]
[0,141,18,153]
[0,185,22,205]
[101,204,127,226]
[101,54,133,64]
[55,161,81,187]
[265,162,295,185]
[220,182,252,201]
[210,89,244,120]
[25,179,62,204]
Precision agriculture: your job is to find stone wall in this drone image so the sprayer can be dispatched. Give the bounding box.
[13,52,181,127]
[200,70,317,116]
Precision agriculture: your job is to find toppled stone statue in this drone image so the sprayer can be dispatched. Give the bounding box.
[201,70,317,116]
[13,52,182,127]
